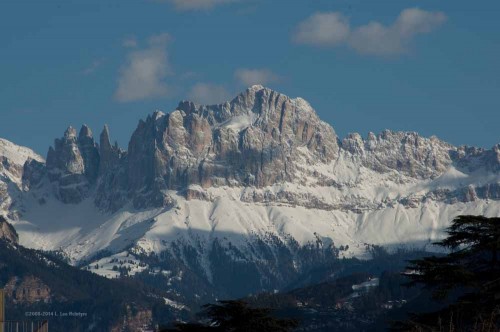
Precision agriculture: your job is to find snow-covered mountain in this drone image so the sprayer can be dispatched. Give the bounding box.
[0,138,44,219]
[1,85,499,299]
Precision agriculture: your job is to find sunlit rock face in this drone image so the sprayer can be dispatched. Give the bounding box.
[45,125,99,204]
[342,131,454,179]
[31,85,338,210]
[124,85,339,208]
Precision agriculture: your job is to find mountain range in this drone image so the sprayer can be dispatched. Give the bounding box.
[1,85,499,302]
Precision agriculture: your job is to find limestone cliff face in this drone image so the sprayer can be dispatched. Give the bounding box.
[98,125,122,176]
[38,86,340,210]
[45,125,99,204]
[452,144,500,173]
[125,85,339,208]
[9,85,500,213]
[94,125,128,211]
[78,125,100,183]
[0,216,18,244]
[341,131,454,179]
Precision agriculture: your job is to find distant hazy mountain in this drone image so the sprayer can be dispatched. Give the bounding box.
[1,85,499,302]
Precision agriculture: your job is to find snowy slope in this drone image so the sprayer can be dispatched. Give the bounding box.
[0,138,44,166]
[0,139,44,219]
[0,138,44,185]
[13,176,500,264]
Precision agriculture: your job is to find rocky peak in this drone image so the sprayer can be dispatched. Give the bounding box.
[452,143,500,173]
[340,130,454,178]
[22,158,46,191]
[0,215,18,244]
[45,125,99,203]
[99,125,122,175]
[100,124,111,144]
[78,124,93,139]
[64,126,77,140]
[487,144,500,172]
[342,133,364,154]
[15,86,499,213]
[124,86,339,208]
[77,125,99,183]
[93,125,129,211]
[47,126,85,175]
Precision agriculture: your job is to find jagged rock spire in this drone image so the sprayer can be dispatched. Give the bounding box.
[45,125,99,203]
[64,126,77,140]
[101,124,111,142]
[77,125,99,183]
[79,124,93,139]
[98,125,120,175]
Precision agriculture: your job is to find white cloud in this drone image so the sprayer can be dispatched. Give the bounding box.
[293,8,447,56]
[395,8,447,37]
[148,32,172,46]
[234,68,279,86]
[187,83,231,105]
[114,33,172,102]
[349,8,447,56]
[167,0,236,11]
[292,12,350,47]
[348,22,404,56]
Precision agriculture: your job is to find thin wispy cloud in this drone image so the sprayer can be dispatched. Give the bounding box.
[122,37,138,48]
[293,8,447,57]
[163,0,237,11]
[234,68,279,86]
[187,83,231,105]
[82,60,103,75]
[114,33,172,102]
[180,71,199,80]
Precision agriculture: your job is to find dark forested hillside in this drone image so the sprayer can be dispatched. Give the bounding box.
[0,239,181,331]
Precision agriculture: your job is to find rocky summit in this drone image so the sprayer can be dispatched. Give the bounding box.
[38,85,338,210]
[1,86,499,301]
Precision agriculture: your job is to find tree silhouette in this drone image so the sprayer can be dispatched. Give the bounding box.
[395,215,500,331]
[161,300,298,332]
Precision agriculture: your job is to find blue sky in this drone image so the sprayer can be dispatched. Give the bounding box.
[1,0,499,155]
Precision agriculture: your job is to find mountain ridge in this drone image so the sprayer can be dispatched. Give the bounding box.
[1,85,499,302]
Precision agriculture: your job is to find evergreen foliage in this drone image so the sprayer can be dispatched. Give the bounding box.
[395,215,500,331]
[161,300,299,332]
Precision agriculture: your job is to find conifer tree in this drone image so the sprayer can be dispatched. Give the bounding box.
[161,300,298,332]
[396,215,500,331]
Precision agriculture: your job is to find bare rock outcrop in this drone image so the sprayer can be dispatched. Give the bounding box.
[125,85,339,208]
[3,275,51,304]
[46,125,99,204]
[341,131,454,179]
[0,215,18,243]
